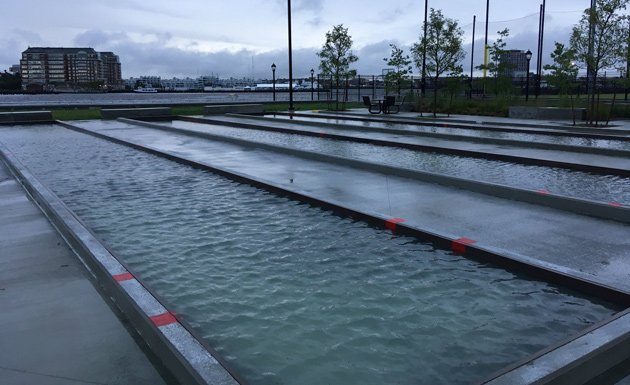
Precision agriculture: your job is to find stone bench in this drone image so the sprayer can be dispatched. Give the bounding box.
[100,107,172,120]
[0,111,53,123]
[509,106,587,121]
[204,104,264,115]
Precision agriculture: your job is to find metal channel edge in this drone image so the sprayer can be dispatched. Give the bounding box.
[0,143,245,385]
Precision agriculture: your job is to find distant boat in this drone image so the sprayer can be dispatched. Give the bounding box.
[134,87,158,93]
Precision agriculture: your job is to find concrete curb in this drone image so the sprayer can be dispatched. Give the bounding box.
[101,107,172,120]
[118,118,630,224]
[56,120,630,307]
[203,104,264,115]
[215,113,630,159]
[480,308,630,385]
[0,111,54,124]
[0,143,243,385]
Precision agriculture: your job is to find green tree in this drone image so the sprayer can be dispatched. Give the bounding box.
[0,71,22,91]
[476,28,514,96]
[544,42,579,124]
[383,44,412,95]
[317,24,358,110]
[412,8,465,116]
[570,0,629,124]
[544,42,578,95]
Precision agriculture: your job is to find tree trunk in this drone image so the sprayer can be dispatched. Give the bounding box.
[589,73,598,126]
[335,74,340,111]
[570,93,576,126]
[606,91,617,127]
[433,76,439,117]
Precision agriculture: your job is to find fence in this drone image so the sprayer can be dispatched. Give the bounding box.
[291,74,630,103]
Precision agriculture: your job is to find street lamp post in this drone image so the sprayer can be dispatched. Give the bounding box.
[287,0,295,112]
[271,63,276,102]
[421,0,428,97]
[310,68,315,101]
[525,50,532,102]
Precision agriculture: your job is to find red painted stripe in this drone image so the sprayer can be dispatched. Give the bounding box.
[385,218,406,231]
[452,237,477,255]
[113,272,134,282]
[536,189,551,195]
[609,202,623,207]
[150,312,177,327]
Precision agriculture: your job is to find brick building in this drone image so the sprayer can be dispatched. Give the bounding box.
[20,47,122,90]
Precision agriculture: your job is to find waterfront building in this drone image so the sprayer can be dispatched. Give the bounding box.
[20,47,122,91]
[160,77,203,91]
[97,52,122,87]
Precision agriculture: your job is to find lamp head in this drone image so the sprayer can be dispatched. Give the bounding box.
[525,50,533,61]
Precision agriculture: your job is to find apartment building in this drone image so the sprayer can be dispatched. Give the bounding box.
[20,47,122,90]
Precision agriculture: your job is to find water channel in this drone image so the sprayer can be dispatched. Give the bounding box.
[0,124,620,385]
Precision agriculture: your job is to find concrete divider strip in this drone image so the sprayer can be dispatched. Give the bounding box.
[0,142,242,385]
[192,115,630,174]
[117,118,630,224]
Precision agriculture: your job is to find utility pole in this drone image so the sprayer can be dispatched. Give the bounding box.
[470,15,476,99]
[483,0,490,95]
[421,0,428,97]
[626,19,630,101]
[287,0,294,112]
[536,0,546,98]
[586,0,595,96]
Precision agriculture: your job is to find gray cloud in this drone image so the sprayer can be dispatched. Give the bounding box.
[0,0,588,76]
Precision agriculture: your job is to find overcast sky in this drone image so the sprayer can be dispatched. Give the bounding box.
[0,0,598,79]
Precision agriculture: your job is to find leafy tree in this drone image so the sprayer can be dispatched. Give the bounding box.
[544,42,578,95]
[476,29,514,96]
[412,8,465,116]
[544,42,579,124]
[570,0,629,124]
[383,44,412,95]
[0,71,22,91]
[317,24,358,110]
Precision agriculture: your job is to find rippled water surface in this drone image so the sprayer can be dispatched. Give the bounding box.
[269,115,630,150]
[0,125,619,385]
[161,120,630,204]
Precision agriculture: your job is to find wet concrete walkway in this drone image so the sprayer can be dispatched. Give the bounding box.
[0,161,169,385]
[204,115,630,173]
[66,120,630,294]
